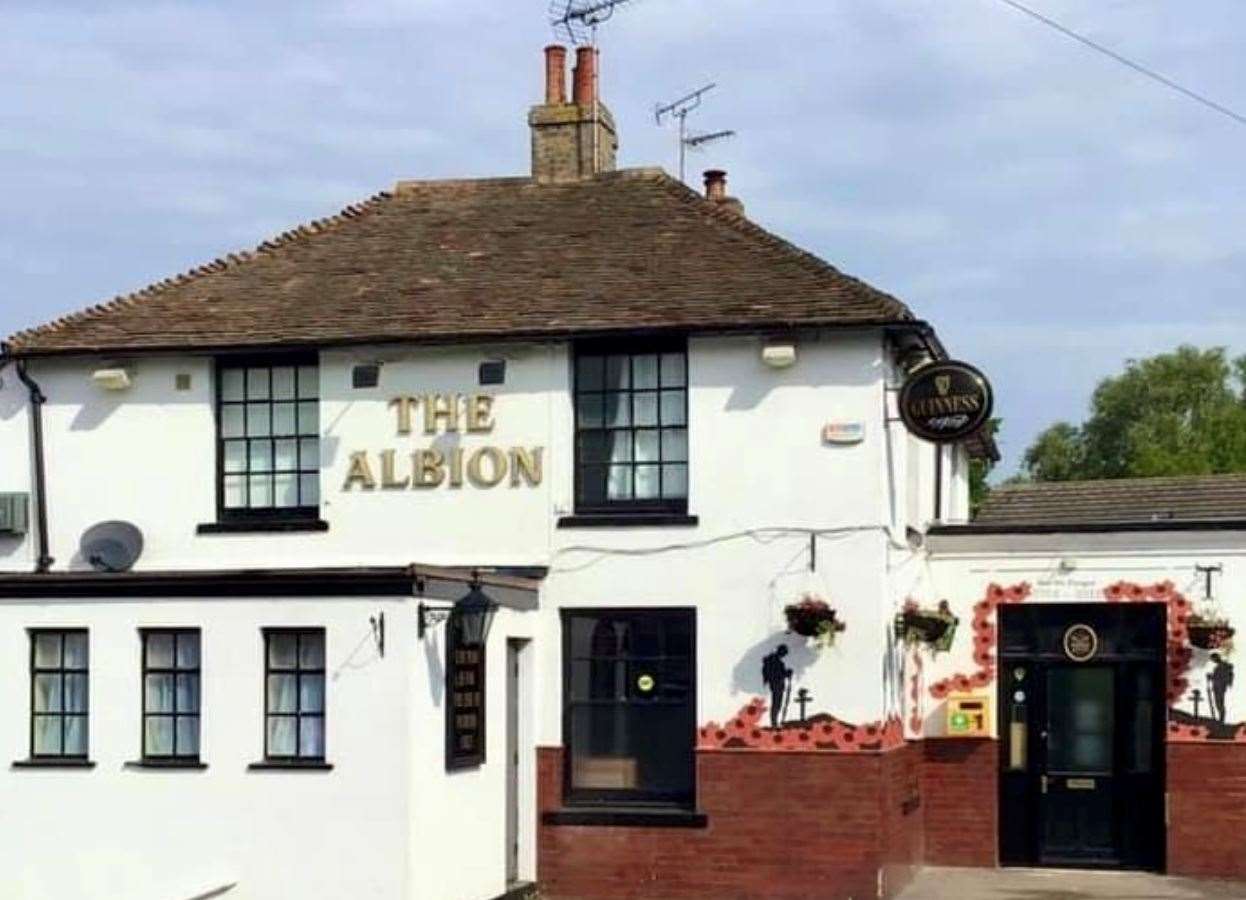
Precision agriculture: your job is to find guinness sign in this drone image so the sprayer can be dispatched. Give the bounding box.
[898,360,993,444]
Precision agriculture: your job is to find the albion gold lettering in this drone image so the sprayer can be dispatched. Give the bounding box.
[467,446,507,488]
[380,449,409,489]
[509,447,544,487]
[448,447,465,488]
[423,393,460,434]
[413,449,446,488]
[348,392,545,494]
[343,451,377,490]
[466,394,495,433]
[389,396,419,435]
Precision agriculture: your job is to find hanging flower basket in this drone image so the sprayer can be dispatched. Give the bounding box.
[1187,614,1234,651]
[894,599,959,654]
[784,594,846,648]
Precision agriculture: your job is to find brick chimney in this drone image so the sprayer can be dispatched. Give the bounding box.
[529,45,618,183]
[703,169,745,216]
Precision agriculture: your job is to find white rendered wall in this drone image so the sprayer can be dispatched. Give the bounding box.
[0,595,537,900]
[540,333,898,740]
[0,365,34,568]
[924,532,1246,737]
[0,330,953,898]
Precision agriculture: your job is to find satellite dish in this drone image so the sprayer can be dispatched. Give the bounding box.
[80,521,144,573]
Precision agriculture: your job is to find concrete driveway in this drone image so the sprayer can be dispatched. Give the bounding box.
[896,867,1246,899]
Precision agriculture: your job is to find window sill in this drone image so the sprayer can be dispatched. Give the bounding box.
[247,759,334,771]
[12,758,95,769]
[557,513,699,529]
[542,807,707,828]
[125,759,208,770]
[197,519,329,535]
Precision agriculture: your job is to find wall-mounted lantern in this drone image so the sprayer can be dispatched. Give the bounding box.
[418,576,499,644]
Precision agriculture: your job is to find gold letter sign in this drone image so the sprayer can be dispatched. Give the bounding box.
[344,392,544,493]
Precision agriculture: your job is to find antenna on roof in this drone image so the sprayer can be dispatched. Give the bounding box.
[548,1,643,172]
[656,84,734,183]
[549,0,638,46]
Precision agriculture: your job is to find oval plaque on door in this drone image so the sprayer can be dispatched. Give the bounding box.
[1063,624,1099,662]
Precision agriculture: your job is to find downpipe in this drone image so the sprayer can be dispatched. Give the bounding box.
[0,343,53,572]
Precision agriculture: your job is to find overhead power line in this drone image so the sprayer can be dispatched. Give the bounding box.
[993,0,1246,128]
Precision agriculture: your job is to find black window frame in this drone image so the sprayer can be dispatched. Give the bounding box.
[560,608,697,810]
[214,353,321,524]
[572,337,690,516]
[28,628,89,761]
[262,628,327,762]
[140,629,202,762]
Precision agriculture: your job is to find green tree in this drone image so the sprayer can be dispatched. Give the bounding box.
[969,418,1001,514]
[1022,346,1246,481]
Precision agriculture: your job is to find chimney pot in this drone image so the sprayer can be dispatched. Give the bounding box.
[544,45,567,105]
[704,169,727,201]
[573,46,596,106]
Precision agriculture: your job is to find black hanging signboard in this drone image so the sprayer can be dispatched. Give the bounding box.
[897,360,994,444]
[446,624,486,770]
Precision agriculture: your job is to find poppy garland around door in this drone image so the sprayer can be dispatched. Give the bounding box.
[897,360,994,444]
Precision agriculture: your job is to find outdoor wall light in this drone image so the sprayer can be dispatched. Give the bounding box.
[761,341,797,369]
[418,577,499,644]
[92,367,132,391]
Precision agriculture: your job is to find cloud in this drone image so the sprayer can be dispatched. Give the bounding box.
[2,0,1245,476]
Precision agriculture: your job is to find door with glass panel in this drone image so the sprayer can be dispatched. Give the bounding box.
[999,604,1165,871]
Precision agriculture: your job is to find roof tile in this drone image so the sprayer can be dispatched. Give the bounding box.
[7,169,913,356]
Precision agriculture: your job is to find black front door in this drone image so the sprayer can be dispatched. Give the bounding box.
[999,604,1166,870]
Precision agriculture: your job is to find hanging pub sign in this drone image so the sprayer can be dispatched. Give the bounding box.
[446,627,486,770]
[897,360,993,444]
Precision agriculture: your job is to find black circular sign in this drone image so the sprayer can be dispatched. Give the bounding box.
[898,360,994,444]
[1063,624,1099,662]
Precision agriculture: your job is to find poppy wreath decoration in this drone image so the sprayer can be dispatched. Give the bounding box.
[784,594,846,649]
[895,599,959,654]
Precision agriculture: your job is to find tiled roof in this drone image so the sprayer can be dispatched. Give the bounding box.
[7,168,914,357]
[975,474,1246,525]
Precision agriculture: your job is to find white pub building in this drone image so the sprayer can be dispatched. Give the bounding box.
[1,45,1243,900]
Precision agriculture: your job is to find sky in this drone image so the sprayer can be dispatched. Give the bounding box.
[2,1,1244,475]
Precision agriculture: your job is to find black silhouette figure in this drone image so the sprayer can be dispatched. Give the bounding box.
[1207,653,1235,725]
[762,644,793,729]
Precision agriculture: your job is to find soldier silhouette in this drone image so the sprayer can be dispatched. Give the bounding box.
[1207,653,1235,725]
[761,644,793,729]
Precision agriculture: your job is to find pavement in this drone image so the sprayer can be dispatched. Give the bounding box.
[896,867,1246,899]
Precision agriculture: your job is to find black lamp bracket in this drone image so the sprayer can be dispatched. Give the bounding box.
[1195,564,1223,602]
[418,602,455,640]
[370,611,386,657]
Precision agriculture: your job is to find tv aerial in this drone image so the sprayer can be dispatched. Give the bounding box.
[549,0,639,46]
[655,83,736,183]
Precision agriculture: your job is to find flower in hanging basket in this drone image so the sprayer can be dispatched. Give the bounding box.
[1187,612,1235,652]
[894,599,959,654]
[784,594,846,647]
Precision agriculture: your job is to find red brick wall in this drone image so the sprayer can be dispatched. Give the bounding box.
[538,744,923,900]
[880,742,924,896]
[920,739,997,868]
[1168,743,1246,879]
